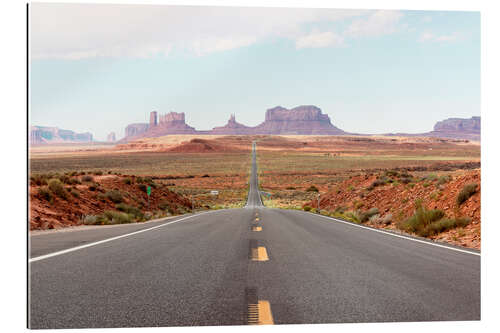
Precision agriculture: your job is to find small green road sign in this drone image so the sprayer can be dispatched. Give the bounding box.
[147,186,151,196]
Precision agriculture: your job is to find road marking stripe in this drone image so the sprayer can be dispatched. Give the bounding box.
[303,211,480,256]
[250,246,269,261]
[29,210,218,263]
[248,301,274,325]
[252,226,262,232]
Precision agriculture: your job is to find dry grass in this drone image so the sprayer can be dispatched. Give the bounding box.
[257,147,479,209]
[30,151,253,208]
[30,152,251,176]
[30,136,479,211]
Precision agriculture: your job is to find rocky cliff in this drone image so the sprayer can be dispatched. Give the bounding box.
[125,123,149,138]
[121,112,197,142]
[254,105,344,135]
[427,116,480,141]
[107,132,116,142]
[211,114,254,135]
[148,112,197,136]
[121,106,345,140]
[159,112,186,124]
[433,117,480,133]
[120,106,478,141]
[30,126,93,145]
[386,116,481,141]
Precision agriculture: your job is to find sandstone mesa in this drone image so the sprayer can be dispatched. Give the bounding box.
[29,105,481,144]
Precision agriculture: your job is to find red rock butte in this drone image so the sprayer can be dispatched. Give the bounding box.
[30,126,93,145]
[121,105,345,142]
[29,107,481,144]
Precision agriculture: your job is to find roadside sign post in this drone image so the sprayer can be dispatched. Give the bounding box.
[147,185,151,208]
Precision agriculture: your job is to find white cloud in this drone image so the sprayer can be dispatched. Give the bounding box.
[418,32,460,43]
[30,4,402,59]
[345,10,404,38]
[295,31,344,49]
[435,34,460,42]
[191,36,257,56]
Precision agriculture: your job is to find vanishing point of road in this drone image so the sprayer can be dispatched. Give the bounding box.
[29,141,480,328]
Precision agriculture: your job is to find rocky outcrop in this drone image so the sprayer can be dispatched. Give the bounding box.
[107,132,116,142]
[148,112,197,136]
[385,116,480,141]
[30,127,42,145]
[253,105,344,135]
[120,112,198,142]
[120,107,478,141]
[159,112,186,124]
[423,117,480,141]
[211,114,254,135]
[30,126,93,145]
[121,106,345,140]
[433,117,480,132]
[125,123,149,138]
[150,111,158,127]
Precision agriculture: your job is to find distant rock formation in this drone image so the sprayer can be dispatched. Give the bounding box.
[385,116,481,141]
[433,116,480,133]
[211,114,254,135]
[120,106,345,141]
[253,105,344,135]
[119,106,478,142]
[150,111,158,127]
[148,111,197,136]
[120,112,198,142]
[424,117,480,141]
[125,123,149,138]
[30,126,93,145]
[107,132,116,142]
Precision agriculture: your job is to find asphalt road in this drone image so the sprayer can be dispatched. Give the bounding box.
[29,141,480,328]
[246,141,263,208]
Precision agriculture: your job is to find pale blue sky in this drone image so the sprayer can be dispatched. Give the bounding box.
[30,4,480,141]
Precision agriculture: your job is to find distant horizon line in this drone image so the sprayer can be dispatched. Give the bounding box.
[30,111,481,143]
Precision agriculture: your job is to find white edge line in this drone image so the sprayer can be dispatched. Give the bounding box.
[29,210,218,263]
[297,210,480,256]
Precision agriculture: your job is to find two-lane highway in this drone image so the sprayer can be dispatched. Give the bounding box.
[29,142,480,328]
[246,141,263,208]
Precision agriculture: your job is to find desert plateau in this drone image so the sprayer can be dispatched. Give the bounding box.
[30,134,480,249]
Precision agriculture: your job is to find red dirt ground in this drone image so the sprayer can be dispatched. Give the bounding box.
[113,134,478,154]
[307,170,480,249]
[164,138,246,153]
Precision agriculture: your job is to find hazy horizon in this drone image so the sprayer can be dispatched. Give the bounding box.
[30,4,480,141]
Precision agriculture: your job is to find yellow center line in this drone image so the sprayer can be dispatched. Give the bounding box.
[257,301,274,325]
[255,217,260,221]
[248,301,274,325]
[250,246,269,261]
[252,226,262,232]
